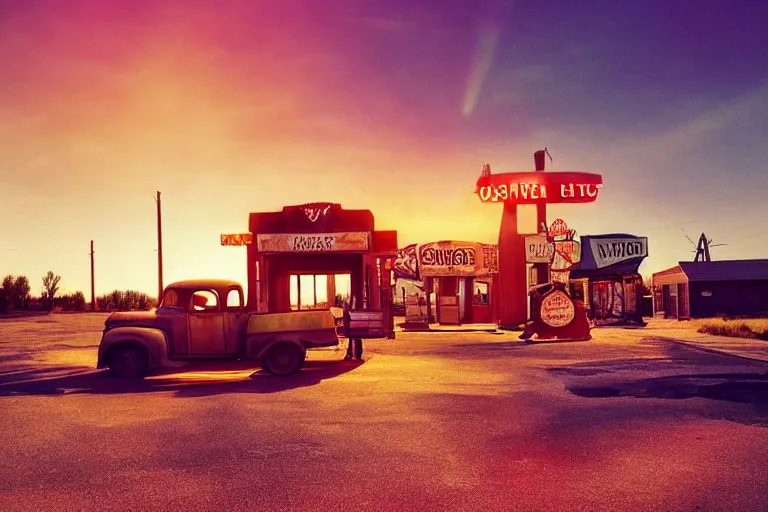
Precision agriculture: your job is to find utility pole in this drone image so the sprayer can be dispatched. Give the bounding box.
[90,240,95,311]
[156,191,164,301]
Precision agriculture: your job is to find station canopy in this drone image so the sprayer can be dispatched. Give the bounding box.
[569,234,648,279]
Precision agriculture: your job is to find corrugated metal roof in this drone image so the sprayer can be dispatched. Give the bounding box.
[651,265,686,286]
[652,265,684,278]
[678,259,768,282]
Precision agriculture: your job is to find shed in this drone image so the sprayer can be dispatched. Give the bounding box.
[652,259,768,319]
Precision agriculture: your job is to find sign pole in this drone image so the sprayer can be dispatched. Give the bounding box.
[474,156,603,332]
[533,150,550,286]
[497,200,528,329]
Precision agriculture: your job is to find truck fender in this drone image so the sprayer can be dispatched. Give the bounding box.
[98,327,169,370]
[248,334,306,360]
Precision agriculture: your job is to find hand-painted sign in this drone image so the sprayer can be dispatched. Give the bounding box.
[481,244,499,274]
[418,241,482,277]
[256,232,370,252]
[475,171,604,205]
[540,290,576,327]
[221,233,253,246]
[394,242,499,279]
[525,235,555,263]
[393,244,420,281]
[589,237,648,268]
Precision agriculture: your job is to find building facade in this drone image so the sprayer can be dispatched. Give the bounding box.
[392,241,498,326]
[245,203,398,320]
[568,234,649,325]
[652,259,768,319]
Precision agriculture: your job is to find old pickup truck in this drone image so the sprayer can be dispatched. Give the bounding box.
[97,279,341,377]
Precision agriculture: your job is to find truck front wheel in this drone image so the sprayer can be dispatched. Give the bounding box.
[107,344,148,378]
[262,343,305,376]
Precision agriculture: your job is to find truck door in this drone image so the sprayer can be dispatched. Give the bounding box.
[187,289,227,355]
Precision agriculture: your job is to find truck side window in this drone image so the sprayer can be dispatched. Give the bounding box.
[225,289,242,311]
[191,290,219,312]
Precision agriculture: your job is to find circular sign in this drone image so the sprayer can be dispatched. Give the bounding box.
[540,290,576,328]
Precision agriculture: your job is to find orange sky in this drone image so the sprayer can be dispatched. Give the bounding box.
[2,0,767,298]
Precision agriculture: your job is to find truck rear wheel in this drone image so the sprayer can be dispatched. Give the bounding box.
[107,344,148,378]
[262,343,305,376]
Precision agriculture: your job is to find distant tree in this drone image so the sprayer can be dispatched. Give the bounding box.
[640,275,653,296]
[0,275,14,312]
[41,271,61,310]
[96,289,155,311]
[71,291,86,311]
[110,290,125,310]
[137,293,151,310]
[13,276,30,309]
[54,292,87,311]
[0,275,31,310]
[0,277,10,313]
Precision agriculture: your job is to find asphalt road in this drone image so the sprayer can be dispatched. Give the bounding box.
[1,314,767,511]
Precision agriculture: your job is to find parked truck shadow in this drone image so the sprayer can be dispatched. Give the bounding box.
[0,360,363,397]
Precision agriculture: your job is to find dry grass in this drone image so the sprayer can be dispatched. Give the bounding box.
[695,318,768,340]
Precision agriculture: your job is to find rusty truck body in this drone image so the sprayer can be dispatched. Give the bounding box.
[97,279,344,377]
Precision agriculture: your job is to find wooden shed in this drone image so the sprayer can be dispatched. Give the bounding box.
[652,259,768,319]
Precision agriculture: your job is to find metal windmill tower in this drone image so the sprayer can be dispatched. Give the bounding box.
[684,232,727,262]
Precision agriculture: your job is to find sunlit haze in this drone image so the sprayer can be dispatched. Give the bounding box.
[2,0,767,297]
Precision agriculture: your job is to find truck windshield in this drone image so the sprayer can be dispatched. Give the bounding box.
[160,289,181,308]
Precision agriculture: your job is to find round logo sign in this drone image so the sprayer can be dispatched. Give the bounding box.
[540,290,575,328]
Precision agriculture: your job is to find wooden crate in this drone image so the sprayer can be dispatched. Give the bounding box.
[343,309,388,338]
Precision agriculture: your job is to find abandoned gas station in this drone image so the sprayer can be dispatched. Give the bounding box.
[221,202,398,335]
[392,241,498,326]
[568,234,649,325]
[218,152,662,336]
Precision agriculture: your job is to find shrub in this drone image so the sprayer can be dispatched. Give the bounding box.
[96,290,156,311]
[53,292,87,311]
[696,318,768,340]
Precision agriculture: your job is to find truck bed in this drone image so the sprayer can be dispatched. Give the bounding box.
[247,310,337,335]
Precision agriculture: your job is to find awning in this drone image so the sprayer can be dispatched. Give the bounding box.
[569,234,648,279]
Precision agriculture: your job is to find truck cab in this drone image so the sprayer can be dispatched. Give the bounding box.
[97,279,339,378]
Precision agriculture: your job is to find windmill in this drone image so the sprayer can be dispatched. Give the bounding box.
[683,231,727,262]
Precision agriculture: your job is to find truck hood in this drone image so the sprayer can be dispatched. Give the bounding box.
[105,310,158,328]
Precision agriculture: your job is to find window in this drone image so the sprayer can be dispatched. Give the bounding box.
[528,265,537,289]
[570,281,585,302]
[191,290,219,312]
[225,288,242,310]
[161,289,180,308]
[334,274,351,307]
[290,274,332,310]
[473,281,489,305]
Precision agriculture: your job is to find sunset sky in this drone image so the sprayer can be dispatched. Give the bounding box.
[2,0,767,298]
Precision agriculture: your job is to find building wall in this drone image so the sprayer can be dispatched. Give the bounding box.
[652,267,688,318]
[689,280,768,317]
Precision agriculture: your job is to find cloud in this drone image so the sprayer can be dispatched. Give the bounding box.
[462,24,501,117]
[639,84,768,153]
